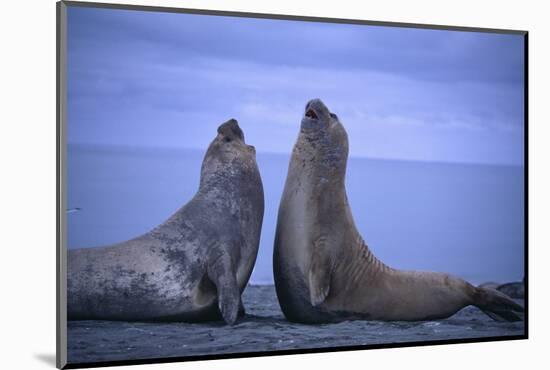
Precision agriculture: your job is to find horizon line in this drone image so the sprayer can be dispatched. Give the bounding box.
[67,141,525,168]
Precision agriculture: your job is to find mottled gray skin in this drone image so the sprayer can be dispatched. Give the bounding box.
[273,99,524,324]
[68,119,264,325]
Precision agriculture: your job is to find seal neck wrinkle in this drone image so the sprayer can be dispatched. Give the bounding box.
[334,234,391,292]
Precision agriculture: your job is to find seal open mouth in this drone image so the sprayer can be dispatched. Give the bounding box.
[305,108,318,120]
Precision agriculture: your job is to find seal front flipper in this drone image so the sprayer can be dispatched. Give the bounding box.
[207,253,240,325]
[309,249,332,306]
[238,300,246,317]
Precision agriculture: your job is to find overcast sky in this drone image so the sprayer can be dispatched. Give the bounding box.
[67,6,525,165]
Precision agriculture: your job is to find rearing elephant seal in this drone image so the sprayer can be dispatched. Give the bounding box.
[273,99,523,323]
[68,119,264,325]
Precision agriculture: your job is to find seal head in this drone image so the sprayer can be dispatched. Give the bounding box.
[200,119,257,189]
[298,98,349,183]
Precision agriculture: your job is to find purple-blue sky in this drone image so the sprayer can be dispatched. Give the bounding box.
[67,6,525,165]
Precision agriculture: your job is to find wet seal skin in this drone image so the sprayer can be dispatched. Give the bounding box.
[68,119,264,325]
[273,99,524,324]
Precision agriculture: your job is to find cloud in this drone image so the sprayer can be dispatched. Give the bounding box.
[68,7,524,85]
[67,6,524,165]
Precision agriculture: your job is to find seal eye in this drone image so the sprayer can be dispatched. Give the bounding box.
[224,137,232,143]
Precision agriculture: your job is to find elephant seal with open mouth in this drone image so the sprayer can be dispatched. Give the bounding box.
[273,99,523,324]
[68,119,264,325]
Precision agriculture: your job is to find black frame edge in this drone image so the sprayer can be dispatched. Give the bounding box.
[62,0,527,35]
[523,32,529,338]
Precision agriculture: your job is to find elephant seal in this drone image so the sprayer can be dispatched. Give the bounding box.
[497,279,525,299]
[273,99,524,323]
[479,279,525,299]
[479,282,501,290]
[68,119,264,325]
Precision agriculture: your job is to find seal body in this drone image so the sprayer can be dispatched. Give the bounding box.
[273,99,524,323]
[68,119,264,325]
[496,280,525,299]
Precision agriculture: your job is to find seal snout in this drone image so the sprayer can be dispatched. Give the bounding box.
[304,98,330,121]
[301,99,333,133]
[217,118,245,141]
[305,107,318,120]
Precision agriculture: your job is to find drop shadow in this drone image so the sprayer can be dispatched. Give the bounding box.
[34,353,56,367]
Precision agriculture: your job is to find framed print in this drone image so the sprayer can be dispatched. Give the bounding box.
[57,1,527,368]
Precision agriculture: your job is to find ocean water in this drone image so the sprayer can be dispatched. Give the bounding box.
[67,144,524,285]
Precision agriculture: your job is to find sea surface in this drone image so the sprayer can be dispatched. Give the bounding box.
[67,144,525,285]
